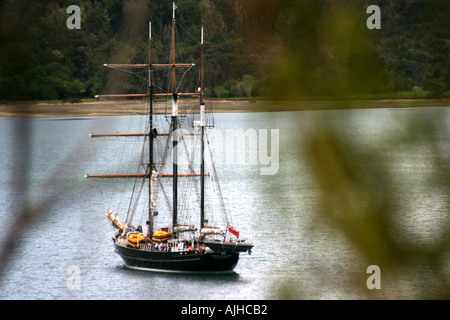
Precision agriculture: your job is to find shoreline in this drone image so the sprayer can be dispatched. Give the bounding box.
[1,98,449,118]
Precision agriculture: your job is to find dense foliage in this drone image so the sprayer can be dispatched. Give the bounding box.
[0,0,449,101]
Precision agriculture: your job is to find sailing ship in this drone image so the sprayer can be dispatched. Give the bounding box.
[88,3,253,273]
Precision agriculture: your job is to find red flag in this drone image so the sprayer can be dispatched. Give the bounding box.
[228,225,239,238]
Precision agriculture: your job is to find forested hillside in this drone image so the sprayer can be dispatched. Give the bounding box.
[0,0,449,101]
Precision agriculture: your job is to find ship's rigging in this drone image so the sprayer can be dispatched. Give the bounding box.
[87,2,252,273]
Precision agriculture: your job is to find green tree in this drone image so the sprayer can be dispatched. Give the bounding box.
[67,79,86,98]
[1,0,449,101]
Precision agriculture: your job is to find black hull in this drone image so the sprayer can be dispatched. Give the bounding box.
[203,240,253,254]
[115,243,239,273]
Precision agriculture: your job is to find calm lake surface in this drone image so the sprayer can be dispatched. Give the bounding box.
[0,104,448,299]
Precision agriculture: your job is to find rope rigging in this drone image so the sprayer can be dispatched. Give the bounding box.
[92,19,225,235]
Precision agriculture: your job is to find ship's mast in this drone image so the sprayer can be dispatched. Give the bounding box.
[172,2,179,229]
[200,26,205,230]
[148,21,156,238]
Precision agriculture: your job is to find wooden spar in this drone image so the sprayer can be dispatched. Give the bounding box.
[85,173,209,178]
[103,63,194,68]
[95,93,199,98]
[89,132,198,137]
[95,94,148,98]
[86,174,148,178]
[90,133,148,137]
[154,92,200,97]
[104,64,149,68]
[153,63,194,67]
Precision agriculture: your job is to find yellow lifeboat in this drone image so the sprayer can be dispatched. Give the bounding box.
[152,230,172,242]
[127,233,152,248]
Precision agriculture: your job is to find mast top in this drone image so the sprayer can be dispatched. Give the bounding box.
[149,21,151,40]
[201,26,204,45]
[173,2,177,20]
